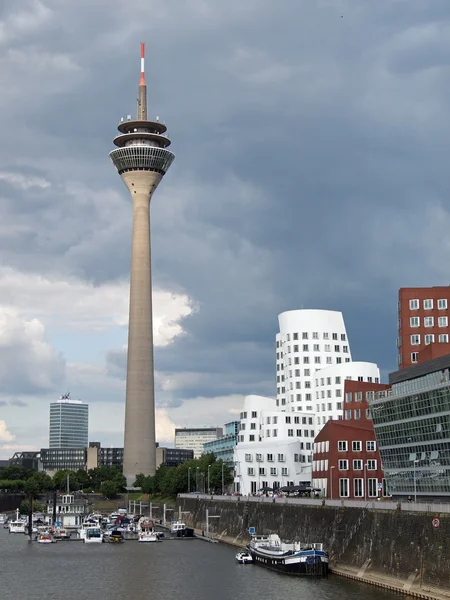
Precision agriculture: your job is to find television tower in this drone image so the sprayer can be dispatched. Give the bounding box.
[110,43,175,486]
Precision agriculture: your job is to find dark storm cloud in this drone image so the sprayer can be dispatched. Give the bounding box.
[2,0,450,405]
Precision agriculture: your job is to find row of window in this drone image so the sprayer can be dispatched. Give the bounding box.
[410,333,449,345]
[240,415,315,427]
[409,316,448,328]
[409,298,448,311]
[277,356,351,366]
[314,459,377,472]
[277,344,349,357]
[277,332,346,346]
[247,467,289,476]
[338,478,379,497]
[337,440,377,452]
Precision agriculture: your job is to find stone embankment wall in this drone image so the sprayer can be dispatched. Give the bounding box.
[177,496,450,592]
[0,493,24,512]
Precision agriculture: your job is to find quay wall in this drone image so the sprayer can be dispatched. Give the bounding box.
[176,496,450,592]
[0,493,24,512]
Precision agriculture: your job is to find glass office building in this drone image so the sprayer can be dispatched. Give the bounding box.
[203,422,239,467]
[49,396,89,448]
[370,355,450,499]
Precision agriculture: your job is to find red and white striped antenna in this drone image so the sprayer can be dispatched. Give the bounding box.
[140,42,146,86]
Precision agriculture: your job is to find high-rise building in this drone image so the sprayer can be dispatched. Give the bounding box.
[49,395,88,448]
[174,427,223,459]
[397,287,450,369]
[110,44,175,485]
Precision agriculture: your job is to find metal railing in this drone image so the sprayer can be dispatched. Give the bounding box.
[177,493,450,514]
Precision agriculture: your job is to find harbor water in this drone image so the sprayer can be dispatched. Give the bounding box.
[0,529,406,600]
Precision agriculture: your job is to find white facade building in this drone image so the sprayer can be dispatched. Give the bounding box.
[234,310,381,495]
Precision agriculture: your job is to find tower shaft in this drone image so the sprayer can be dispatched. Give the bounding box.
[122,172,162,483]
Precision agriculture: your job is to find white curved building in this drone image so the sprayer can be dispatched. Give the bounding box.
[234,310,381,495]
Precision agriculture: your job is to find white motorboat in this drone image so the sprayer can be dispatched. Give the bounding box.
[236,551,253,564]
[169,521,185,534]
[0,513,8,524]
[53,527,70,540]
[9,519,26,534]
[84,527,103,544]
[37,532,53,544]
[138,521,160,543]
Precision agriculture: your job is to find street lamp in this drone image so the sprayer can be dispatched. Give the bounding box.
[329,466,335,500]
[188,467,191,493]
[363,462,368,501]
[196,467,199,492]
[413,459,419,503]
[208,464,211,494]
[221,462,224,495]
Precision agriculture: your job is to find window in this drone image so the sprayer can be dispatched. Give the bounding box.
[251,411,257,418]
[424,316,434,328]
[439,334,449,343]
[288,429,293,437]
[250,423,256,430]
[287,334,290,341]
[281,467,289,476]
[423,299,433,310]
[341,333,346,341]
[302,332,308,339]
[353,459,363,470]
[354,478,363,498]
[345,392,352,403]
[256,453,263,462]
[334,345,340,352]
[259,467,265,476]
[323,332,329,340]
[366,441,376,452]
[240,423,246,431]
[273,429,277,437]
[313,332,319,339]
[354,409,361,420]
[245,453,252,462]
[285,416,291,424]
[439,316,448,327]
[293,333,298,340]
[355,391,362,402]
[368,478,378,498]
[314,356,321,364]
[324,344,331,352]
[247,467,254,475]
[410,334,420,345]
[332,333,338,340]
[411,352,418,363]
[295,369,300,377]
[339,478,349,497]
[277,453,285,462]
[273,417,278,424]
[304,369,310,376]
[296,429,301,436]
[249,435,255,441]
[410,317,420,328]
[313,344,320,351]
[293,344,299,352]
[438,299,448,310]
[343,345,349,353]
[338,440,348,451]
[304,381,311,388]
[352,441,362,452]
[270,467,277,475]
[367,459,377,470]
[267,453,274,462]
[425,334,434,345]
[409,299,419,310]
[303,357,309,364]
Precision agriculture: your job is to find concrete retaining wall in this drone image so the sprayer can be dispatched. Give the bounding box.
[0,493,24,513]
[177,496,450,591]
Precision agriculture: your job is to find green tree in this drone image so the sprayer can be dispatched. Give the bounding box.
[19,499,45,515]
[0,466,34,481]
[100,480,119,499]
[53,470,80,492]
[0,479,25,492]
[24,472,54,496]
[133,473,147,488]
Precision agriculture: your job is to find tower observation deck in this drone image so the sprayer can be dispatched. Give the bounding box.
[110,44,175,486]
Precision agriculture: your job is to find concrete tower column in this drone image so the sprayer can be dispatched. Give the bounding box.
[110,44,175,486]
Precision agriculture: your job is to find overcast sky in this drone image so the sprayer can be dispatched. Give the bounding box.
[1,0,449,457]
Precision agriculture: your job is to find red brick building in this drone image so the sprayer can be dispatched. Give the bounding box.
[312,380,389,499]
[398,287,450,369]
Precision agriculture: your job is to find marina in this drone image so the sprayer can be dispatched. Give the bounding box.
[0,522,407,600]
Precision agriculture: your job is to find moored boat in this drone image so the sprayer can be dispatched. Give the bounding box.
[138,521,160,543]
[0,513,8,524]
[248,533,328,576]
[108,529,125,543]
[236,551,253,564]
[84,527,103,544]
[37,532,53,544]
[8,519,26,534]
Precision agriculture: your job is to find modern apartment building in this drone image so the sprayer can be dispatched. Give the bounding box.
[49,394,88,448]
[397,287,450,369]
[371,354,450,500]
[174,427,223,459]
